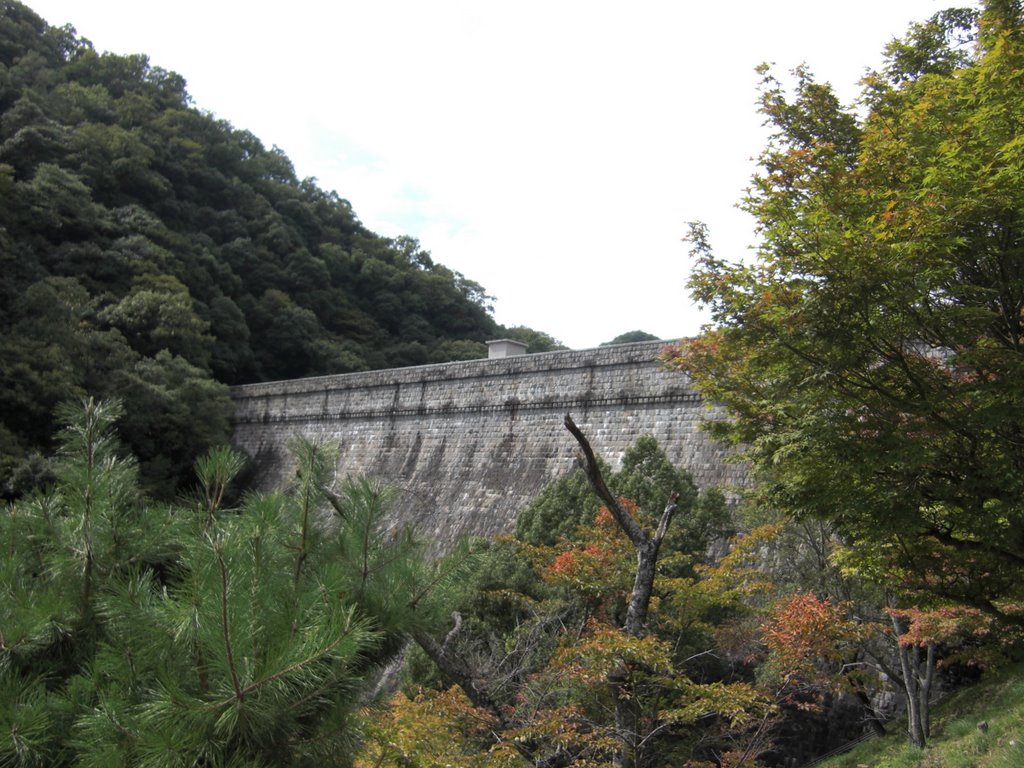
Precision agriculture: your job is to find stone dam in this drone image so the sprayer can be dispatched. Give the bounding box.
[229,340,745,546]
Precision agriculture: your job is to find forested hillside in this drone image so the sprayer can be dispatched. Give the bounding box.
[0,1,519,496]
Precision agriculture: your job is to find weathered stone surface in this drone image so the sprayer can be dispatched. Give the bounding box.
[230,341,745,547]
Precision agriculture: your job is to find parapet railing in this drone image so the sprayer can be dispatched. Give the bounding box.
[231,391,705,426]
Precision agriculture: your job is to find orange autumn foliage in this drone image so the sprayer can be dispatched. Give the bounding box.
[760,593,863,697]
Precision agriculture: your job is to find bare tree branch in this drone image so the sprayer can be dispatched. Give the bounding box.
[564,413,682,768]
[564,413,648,548]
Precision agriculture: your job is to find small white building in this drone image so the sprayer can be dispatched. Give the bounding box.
[486,339,529,359]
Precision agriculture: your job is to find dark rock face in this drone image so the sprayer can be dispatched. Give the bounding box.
[230,341,747,548]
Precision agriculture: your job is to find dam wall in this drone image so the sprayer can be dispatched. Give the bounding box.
[229,341,744,546]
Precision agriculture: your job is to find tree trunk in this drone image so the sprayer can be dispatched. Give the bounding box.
[412,629,501,719]
[611,671,636,768]
[898,643,925,748]
[891,613,928,748]
[563,414,677,638]
[920,643,935,739]
[565,414,678,768]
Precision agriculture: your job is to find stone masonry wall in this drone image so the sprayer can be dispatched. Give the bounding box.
[230,341,746,548]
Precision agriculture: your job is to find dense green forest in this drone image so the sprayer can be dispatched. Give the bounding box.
[0,1,567,497]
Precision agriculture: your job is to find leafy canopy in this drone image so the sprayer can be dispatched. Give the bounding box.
[664,2,1024,622]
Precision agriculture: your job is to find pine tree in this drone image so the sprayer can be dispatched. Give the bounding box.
[0,399,433,767]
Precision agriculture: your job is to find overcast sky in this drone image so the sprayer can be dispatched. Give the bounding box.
[29,0,963,349]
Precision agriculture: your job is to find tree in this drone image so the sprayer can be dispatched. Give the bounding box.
[500,325,567,353]
[98,273,214,369]
[515,460,604,547]
[112,349,231,497]
[516,434,723,558]
[759,593,866,705]
[0,399,439,766]
[600,331,660,346]
[356,686,502,768]
[664,3,1024,640]
[727,510,1023,752]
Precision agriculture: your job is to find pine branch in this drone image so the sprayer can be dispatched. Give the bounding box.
[209,608,364,708]
[214,538,244,702]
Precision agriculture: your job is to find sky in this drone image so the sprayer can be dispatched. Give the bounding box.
[28,0,965,349]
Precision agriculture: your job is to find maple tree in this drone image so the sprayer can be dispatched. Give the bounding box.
[747,517,1023,749]
[872,595,1022,746]
[757,590,996,748]
[760,593,861,700]
[664,3,1024,637]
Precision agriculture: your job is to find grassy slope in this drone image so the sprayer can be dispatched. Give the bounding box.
[819,664,1024,768]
